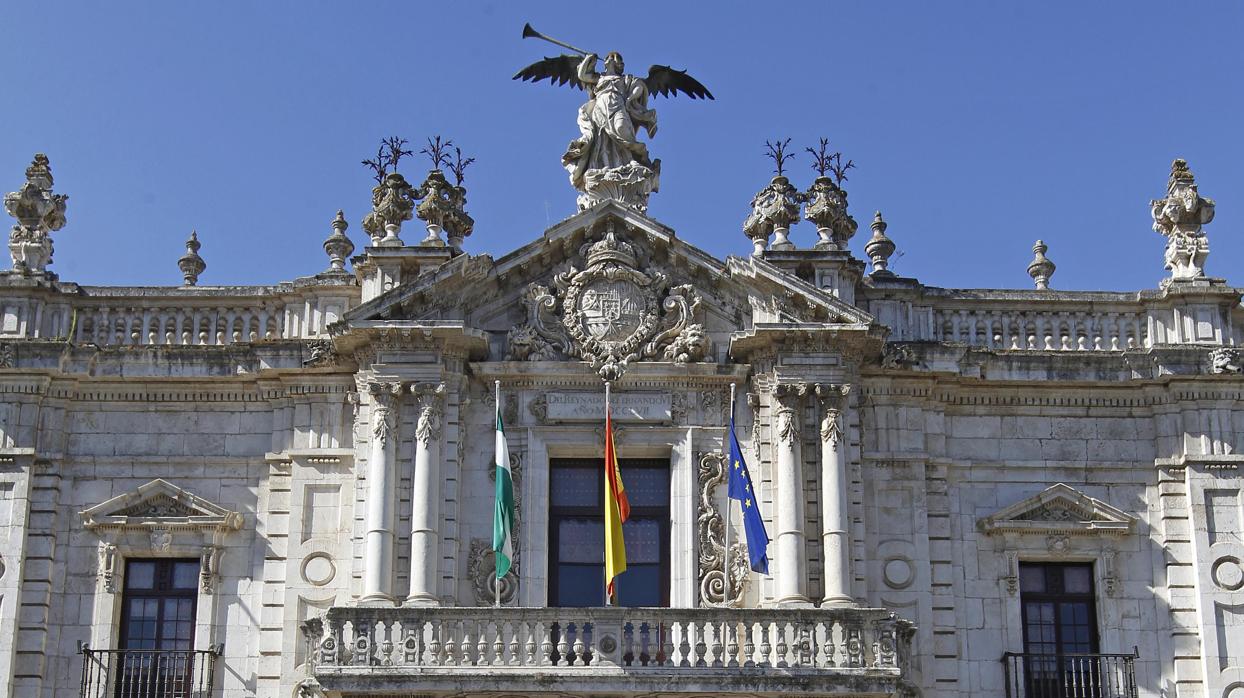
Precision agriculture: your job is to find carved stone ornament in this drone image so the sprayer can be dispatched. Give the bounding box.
[815,383,850,446]
[304,339,341,367]
[803,176,857,250]
[81,481,243,592]
[1209,348,1242,374]
[467,538,519,606]
[177,231,206,286]
[880,343,916,370]
[1027,240,1055,290]
[865,211,896,276]
[0,342,12,368]
[322,210,355,273]
[697,452,748,607]
[774,383,809,443]
[367,380,404,446]
[528,394,548,424]
[513,223,708,380]
[743,175,802,255]
[978,483,1136,537]
[1151,158,1215,281]
[362,172,417,246]
[412,383,446,446]
[5,153,68,274]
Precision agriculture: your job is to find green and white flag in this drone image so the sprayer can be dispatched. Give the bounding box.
[492,403,515,580]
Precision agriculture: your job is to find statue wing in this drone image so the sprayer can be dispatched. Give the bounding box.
[512,55,584,90]
[644,65,714,100]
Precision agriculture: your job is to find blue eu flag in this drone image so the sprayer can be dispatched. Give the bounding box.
[727,414,770,575]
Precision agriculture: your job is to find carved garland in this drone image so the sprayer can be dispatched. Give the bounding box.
[697,452,748,607]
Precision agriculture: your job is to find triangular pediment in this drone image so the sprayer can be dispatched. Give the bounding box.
[978,483,1135,536]
[80,479,243,532]
[344,201,872,330]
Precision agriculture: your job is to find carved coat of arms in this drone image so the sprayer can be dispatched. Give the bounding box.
[505,223,709,379]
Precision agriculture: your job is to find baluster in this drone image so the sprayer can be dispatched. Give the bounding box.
[677,620,692,667]
[461,618,475,665]
[379,620,394,666]
[692,620,707,667]
[759,622,772,667]
[572,621,587,666]
[725,619,739,668]
[492,619,505,666]
[524,620,538,665]
[817,620,833,667]
[661,622,675,668]
[527,619,542,661]
[538,621,553,666]
[428,620,443,666]
[555,622,570,666]
[481,618,494,665]
[742,621,756,668]
[774,621,788,668]
[706,619,722,668]
[319,617,341,665]
[798,622,812,667]
[634,621,648,666]
[445,619,461,666]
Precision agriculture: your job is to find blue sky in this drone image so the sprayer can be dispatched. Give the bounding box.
[3,2,1242,291]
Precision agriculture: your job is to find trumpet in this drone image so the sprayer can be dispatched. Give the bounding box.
[521,23,593,57]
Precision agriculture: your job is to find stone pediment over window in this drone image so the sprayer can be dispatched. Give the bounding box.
[80,478,243,534]
[978,483,1135,536]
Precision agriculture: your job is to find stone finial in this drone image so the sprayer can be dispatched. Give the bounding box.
[414,169,453,248]
[804,138,857,250]
[178,231,206,286]
[803,176,857,250]
[5,153,68,274]
[361,172,417,247]
[1027,240,1055,290]
[864,211,896,275]
[323,210,355,273]
[1151,158,1215,281]
[743,175,802,256]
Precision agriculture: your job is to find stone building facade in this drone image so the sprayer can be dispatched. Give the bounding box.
[1,149,1242,698]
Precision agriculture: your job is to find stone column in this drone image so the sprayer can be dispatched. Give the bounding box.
[361,380,403,605]
[816,383,854,606]
[773,383,811,606]
[406,383,445,606]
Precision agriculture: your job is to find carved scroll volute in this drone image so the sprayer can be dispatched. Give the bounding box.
[367,381,404,447]
[815,384,851,447]
[697,452,747,607]
[773,383,809,443]
[412,383,446,446]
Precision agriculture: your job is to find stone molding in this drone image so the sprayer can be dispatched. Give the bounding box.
[80,478,244,595]
[977,483,1136,537]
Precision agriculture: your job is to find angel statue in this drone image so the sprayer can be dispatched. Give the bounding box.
[514,24,713,213]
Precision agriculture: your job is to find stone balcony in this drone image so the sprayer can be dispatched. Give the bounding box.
[304,605,916,697]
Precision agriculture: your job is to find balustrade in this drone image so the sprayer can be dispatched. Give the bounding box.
[306,606,914,695]
[929,305,1149,352]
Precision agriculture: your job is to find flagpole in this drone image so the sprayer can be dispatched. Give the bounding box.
[725,383,735,606]
[495,379,502,610]
[604,379,612,608]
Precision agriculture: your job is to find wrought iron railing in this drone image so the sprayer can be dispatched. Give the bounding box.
[1003,649,1138,698]
[79,647,218,698]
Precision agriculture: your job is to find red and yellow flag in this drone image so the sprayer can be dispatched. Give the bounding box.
[604,404,630,600]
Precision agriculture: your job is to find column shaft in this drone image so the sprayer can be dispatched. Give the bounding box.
[406,384,445,606]
[820,396,853,606]
[773,389,811,606]
[361,381,401,604]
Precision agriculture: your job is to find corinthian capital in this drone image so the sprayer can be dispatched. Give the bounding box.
[367,380,404,446]
[773,382,809,443]
[814,383,851,446]
[412,382,446,446]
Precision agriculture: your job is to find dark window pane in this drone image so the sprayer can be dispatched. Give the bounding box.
[1064,565,1092,594]
[126,561,157,590]
[622,519,661,564]
[558,519,604,563]
[557,565,605,607]
[551,468,598,507]
[172,562,200,590]
[1019,565,1045,593]
[616,566,662,607]
[623,468,669,507]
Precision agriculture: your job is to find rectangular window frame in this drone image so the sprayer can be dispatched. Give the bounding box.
[548,457,671,608]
